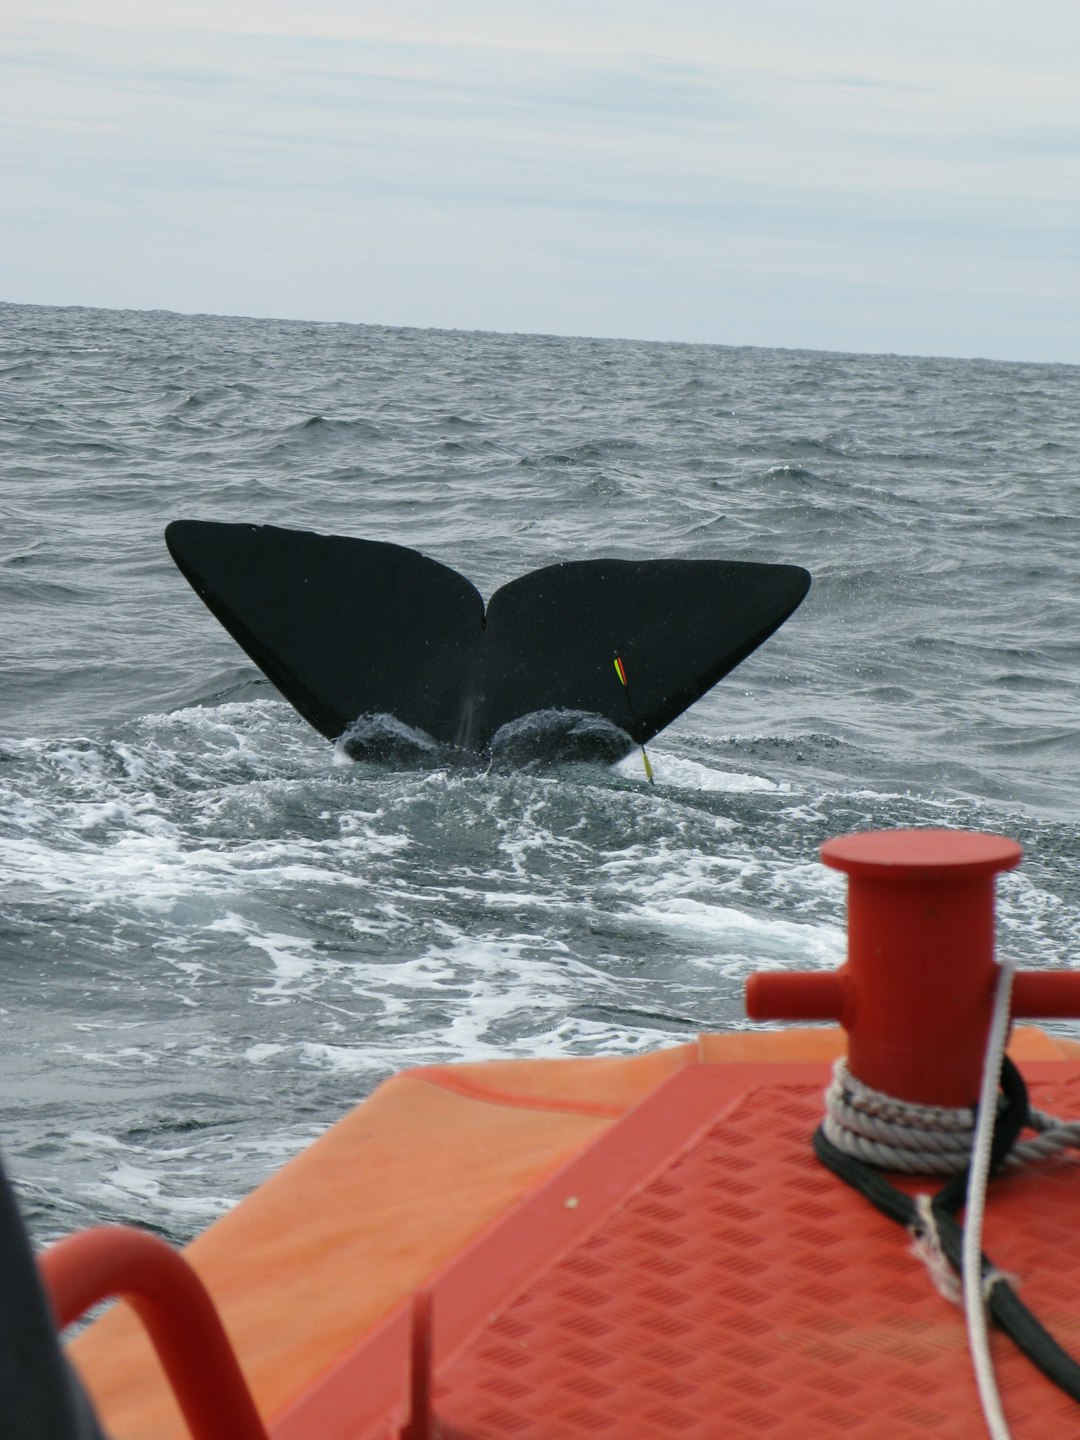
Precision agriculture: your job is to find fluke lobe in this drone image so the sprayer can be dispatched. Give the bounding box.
[165,521,810,763]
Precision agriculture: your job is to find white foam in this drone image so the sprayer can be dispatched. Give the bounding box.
[631,894,843,966]
[243,1043,287,1064]
[68,1130,125,1151]
[251,938,319,1000]
[296,1041,389,1073]
[91,1163,233,1219]
[613,750,782,793]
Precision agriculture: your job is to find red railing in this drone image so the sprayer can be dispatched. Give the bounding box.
[40,1225,269,1440]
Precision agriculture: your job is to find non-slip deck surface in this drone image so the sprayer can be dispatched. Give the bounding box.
[69,1030,1080,1438]
[424,1071,1080,1437]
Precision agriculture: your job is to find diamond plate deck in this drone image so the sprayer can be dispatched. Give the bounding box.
[275,1061,1080,1439]
[424,1068,1080,1437]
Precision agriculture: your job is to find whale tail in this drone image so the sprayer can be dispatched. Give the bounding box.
[165,522,810,755]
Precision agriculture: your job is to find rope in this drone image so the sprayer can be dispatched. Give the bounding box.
[817,962,1080,1438]
[964,959,1015,1440]
[823,1063,981,1174]
[823,1060,1080,1173]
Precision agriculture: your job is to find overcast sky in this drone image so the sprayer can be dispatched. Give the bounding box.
[4,1,1078,362]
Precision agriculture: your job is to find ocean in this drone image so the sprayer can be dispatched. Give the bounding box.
[1,301,1078,1246]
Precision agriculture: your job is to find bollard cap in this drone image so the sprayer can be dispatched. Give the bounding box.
[822,829,1022,881]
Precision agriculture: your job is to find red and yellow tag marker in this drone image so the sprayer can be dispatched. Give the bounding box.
[613,654,654,784]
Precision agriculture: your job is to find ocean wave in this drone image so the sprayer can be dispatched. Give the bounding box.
[2,304,1077,1241]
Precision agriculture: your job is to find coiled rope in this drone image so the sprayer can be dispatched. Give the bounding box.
[816,961,1080,1440]
[823,1058,1080,1176]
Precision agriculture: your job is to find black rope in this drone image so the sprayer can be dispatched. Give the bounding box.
[814,1056,1080,1405]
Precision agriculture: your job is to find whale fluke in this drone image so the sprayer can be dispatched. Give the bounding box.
[165,521,810,757]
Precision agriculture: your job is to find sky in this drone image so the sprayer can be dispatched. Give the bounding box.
[3,1,1079,362]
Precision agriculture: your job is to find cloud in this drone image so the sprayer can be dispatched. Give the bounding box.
[3,1,1078,360]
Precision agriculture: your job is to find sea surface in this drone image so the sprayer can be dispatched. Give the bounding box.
[1,301,1078,1246]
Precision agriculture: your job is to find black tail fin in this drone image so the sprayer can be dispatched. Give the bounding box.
[165,522,810,753]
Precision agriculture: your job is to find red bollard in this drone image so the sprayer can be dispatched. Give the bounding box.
[746,829,1080,1107]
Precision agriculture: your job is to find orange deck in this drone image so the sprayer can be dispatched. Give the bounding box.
[69,1027,1080,1438]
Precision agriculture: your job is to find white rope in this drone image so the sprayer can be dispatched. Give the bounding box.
[822,1062,979,1174]
[910,1193,962,1304]
[1011,1109,1080,1163]
[818,960,1080,1440]
[964,959,1015,1440]
[820,975,1014,1439]
[820,964,1080,1439]
[823,1056,1080,1175]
